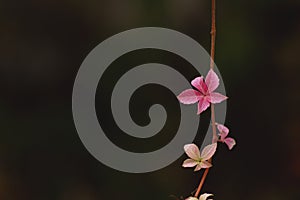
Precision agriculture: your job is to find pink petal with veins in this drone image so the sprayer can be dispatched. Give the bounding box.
[184,144,200,160]
[224,138,236,150]
[191,76,208,94]
[182,159,198,168]
[200,160,212,168]
[209,92,228,104]
[177,89,201,104]
[205,69,220,92]
[194,164,202,171]
[197,96,210,114]
[200,143,217,161]
[217,124,229,140]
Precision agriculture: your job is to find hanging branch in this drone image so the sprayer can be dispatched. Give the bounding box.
[194,0,217,198]
[177,0,236,199]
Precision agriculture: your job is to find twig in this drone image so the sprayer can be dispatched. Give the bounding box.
[194,0,217,197]
[194,167,210,197]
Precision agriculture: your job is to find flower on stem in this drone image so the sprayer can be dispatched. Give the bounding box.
[216,123,236,150]
[177,69,227,114]
[186,193,213,200]
[182,143,217,171]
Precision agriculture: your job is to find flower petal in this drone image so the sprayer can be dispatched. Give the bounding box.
[217,123,229,140]
[184,144,201,160]
[199,160,212,168]
[209,92,228,104]
[217,123,229,135]
[200,143,217,161]
[194,164,202,171]
[199,193,213,200]
[205,69,219,92]
[224,137,236,150]
[182,159,198,168]
[186,197,198,200]
[191,76,208,94]
[177,89,202,104]
[197,96,210,115]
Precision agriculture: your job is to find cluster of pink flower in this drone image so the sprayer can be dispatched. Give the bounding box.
[177,69,236,200]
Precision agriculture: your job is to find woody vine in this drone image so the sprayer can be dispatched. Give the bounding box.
[176,1,236,199]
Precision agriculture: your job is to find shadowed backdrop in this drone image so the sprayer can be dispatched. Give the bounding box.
[0,0,299,199]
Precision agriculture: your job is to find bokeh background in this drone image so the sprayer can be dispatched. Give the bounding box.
[1,0,300,199]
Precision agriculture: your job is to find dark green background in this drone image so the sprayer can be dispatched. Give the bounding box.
[0,0,299,199]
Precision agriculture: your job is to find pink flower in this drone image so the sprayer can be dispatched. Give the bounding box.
[216,123,236,150]
[182,143,217,171]
[177,69,228,114]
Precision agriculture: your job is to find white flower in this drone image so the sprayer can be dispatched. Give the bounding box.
[182,143,217,171]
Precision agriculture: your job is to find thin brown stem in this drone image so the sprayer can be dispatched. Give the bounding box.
[210,0,216,68]
[211,104,218,143]
[194,0,217,197]
[210,0,217,143]
[194,168,210,197]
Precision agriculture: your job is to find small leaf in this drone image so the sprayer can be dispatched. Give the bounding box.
[205,69,219,92]
[184,144,201,160]
[200,143,217,161]
[177,89,201,104]
[199,193,213,200]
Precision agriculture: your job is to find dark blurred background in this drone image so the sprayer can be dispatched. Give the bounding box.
[1,0,300,199]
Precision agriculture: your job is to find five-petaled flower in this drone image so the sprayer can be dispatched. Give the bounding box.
[182,143,217,171]
[186,193,213,200]
[216,123,236,150]
[177,69,227,114]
